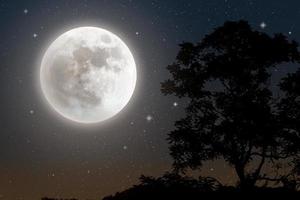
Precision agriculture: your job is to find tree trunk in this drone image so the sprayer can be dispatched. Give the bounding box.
[235,164,256,190]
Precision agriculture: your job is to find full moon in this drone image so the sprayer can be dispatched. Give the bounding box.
[40,27,137,123]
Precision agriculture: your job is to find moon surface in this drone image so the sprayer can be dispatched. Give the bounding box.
[40,27,137,123]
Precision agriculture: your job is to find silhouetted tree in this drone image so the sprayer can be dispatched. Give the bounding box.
[278,69,300,189]
[161,20,300,190]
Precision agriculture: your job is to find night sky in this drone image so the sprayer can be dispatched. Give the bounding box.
[0,0,299,199]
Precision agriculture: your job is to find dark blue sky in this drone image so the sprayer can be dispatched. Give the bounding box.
[0,0,299,199]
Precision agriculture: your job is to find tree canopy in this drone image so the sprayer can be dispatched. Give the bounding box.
[161,20,300,189]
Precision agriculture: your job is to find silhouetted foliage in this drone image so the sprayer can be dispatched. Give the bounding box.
[41,198,78,200]
[161,20,300,190]
[102,173,299,200]
[103,173,222,200]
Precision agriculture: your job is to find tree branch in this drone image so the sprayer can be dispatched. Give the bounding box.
[250,152,290,159]
[252,147,266,181]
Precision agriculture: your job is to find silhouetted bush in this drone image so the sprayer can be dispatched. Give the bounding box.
[103,173,222,200]
[103,173,299,200]
[41,198,78,200]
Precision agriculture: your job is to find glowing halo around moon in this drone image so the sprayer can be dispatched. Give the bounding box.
[40,27,137,124]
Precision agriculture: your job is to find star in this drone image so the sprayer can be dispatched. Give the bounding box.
[146,115,153,122]
[123,145,128,150]
[135,31,139,35]
[23,9,28,14]
[33,33,38,38]
[260,22,266,29]
[173,102,178,107]
[29,110,34,115]
[288,31,292,35]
